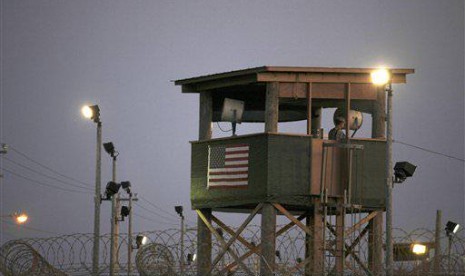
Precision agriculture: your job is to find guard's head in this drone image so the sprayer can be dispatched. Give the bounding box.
[335,117,345,127]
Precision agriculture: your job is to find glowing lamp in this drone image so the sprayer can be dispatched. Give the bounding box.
[411,243,427,255]
[371,68,391,85]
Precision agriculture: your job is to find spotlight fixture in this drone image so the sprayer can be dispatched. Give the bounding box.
[103,142,116,157]
[121,181,131,194]
[445,221,460,236]
[135,235,148,249]
[105,181,121,199]
[394,243,429,261]
[275,250,281,261]
[81,105,100,123]
[393,161,417,183]
[187,253,197,265]
[120,206,130,220]
[175,206,183,218]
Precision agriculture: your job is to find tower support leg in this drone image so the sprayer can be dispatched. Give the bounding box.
[260,203,276,276]
[305,201,323,276]
[368,211,383,275]
[335,200,346,275]
[197,208,212,276]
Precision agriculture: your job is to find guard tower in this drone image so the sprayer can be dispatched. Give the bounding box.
[175,66,414,275]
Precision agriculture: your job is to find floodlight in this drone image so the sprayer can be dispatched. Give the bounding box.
[411,243,427,255]
[393,161,417,183]
[81,105,100,123]
[105,181,121,199]
[187,253,197,265]
[221,98,244,136]
[103,142,116,157]
[371,68,391,85]
[136,235,148,249]
[120,206,130,219]
[0,143,8,154]
[175,205,183,217]
[445,221,460,236]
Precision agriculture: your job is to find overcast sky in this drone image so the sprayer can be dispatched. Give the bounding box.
[0,0,463,243]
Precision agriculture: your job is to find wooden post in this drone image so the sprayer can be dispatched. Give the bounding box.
[433,209,442,274]
[199,91,213,140]
[260,203,276,276]
[345,83,351,141]
[335,199,345,275]
[198,92,212,275]
[368,85,385,275]
[372,85,386,138]
[197,209,212,276]
[305,201,323,276]
[306,83,312,135]
[265,82,279,133]
[368,212,383,275]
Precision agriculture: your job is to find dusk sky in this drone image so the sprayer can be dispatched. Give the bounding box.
[0,0,463,243]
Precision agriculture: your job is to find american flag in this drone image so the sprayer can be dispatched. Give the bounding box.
[208,144,249,188]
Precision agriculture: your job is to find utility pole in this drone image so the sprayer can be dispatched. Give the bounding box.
[175,206,185,275]
[110,153,118,276]
[127,192,134,276]
[385,83,394,276]
[93,121,102,276]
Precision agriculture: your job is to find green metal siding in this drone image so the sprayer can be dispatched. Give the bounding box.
[190,134,386,210]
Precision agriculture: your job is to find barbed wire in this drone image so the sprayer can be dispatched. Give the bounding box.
[1,225,463,275]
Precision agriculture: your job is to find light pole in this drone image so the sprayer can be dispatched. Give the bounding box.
[104,142,119,276]
[371,68,393,276]
[175,205,185,275]
[82,104,102,276]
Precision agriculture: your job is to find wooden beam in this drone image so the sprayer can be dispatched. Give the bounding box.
[306,83,312,135]
[265,82,279,133]
[197,208,212,275]
[279,82,378,100]
[221,214,306,274]
[272,203,313,237]
[196,210,254,276]
[260,203,277,276]
[257,72,407,84]
[210,203,263,271]
[199,92,212,140]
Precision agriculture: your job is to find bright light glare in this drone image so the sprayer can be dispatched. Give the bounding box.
[192,254,197,262]
[453,224,460,234]
[141,236,148,245]
[81,105,93,119]
[371,68,391,85]
[411,244,427,255]
[15,214,28,224]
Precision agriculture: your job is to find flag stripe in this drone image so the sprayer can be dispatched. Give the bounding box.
[209,178,248,182]
[209,174,248,179]
[225,157,249,162]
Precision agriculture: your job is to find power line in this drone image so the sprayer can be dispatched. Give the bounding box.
[134,202,179,224]
[1,167,92,195]
[5,145,93,187]
[4,156,93,191]
[133,213,177,227]
[139,196,181,220]
[393,140,465,162]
